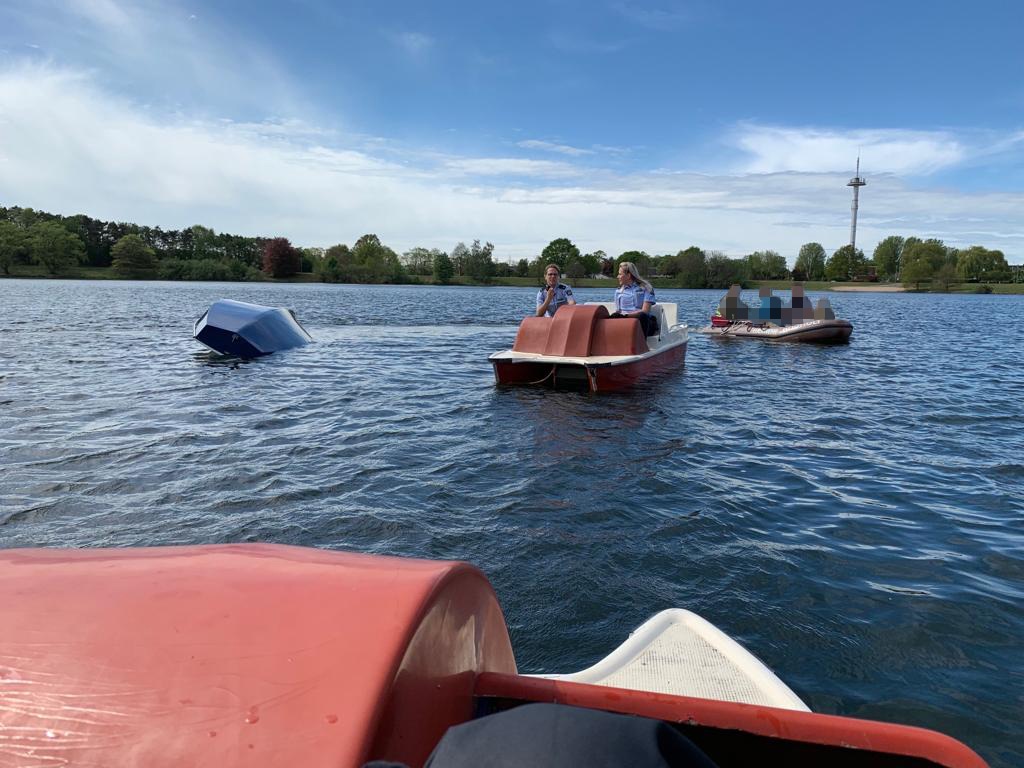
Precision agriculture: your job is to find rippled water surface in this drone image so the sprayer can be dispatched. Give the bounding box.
[2,279,1022,765]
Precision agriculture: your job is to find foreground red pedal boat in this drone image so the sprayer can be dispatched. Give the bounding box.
[0,544,986,767]
[489,303,688,392]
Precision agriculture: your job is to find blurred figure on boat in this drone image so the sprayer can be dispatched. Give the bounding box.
[780,283,814,326]
[610,261,658,336]
[755,286,783,325]
[535,264,576,317]
[716,284,748,321]
[814,297,836,320]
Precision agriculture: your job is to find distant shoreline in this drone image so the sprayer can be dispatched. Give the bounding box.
[826,284,905,292]
[3,268,1023,294]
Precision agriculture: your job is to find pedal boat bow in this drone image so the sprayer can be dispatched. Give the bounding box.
[0,543,987,768]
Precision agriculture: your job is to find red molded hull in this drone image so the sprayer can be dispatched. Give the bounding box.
[492,342,686,393]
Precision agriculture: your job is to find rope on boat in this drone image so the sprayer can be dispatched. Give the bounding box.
[527,365,557,385]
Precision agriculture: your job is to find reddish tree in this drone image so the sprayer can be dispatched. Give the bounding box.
[262,237,301,278]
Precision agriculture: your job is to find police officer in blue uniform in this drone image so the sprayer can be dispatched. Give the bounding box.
[536,264,577,317]
[611,261,657,336]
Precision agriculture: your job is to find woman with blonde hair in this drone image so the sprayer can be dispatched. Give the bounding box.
[611,261,657,336]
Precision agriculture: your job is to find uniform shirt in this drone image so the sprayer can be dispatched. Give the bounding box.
[536,283,575,316]
[614,283,656,314]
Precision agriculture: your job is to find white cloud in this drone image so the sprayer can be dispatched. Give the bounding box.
[66,0,134,33]
[392,31,434,56]
[1,65,1022,262]
[547,30,629,54]
[732,124,965,175]
[442,157,581,178]
[609,2,691,30]
[8,0,302,116]
[518,139,594,157]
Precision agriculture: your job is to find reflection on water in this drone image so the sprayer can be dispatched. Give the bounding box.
[0,279,1022,766]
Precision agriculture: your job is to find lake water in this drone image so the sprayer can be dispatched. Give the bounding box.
[1,279,1021,766]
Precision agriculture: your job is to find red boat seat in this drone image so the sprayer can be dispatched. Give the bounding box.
[511,316,552,354]
[590,317,648,356]
[511,305,647,357]
[0,544,516,768]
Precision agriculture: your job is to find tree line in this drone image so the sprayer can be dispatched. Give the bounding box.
[1,205,1018,287]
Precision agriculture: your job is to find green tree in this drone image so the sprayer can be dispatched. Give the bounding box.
[450,242,469,276]
[190,225,221,261]
[745,250,788,280]
[933,262,958,292]
[465,239,495,283]
[825,245,864,281]
[794,243,826,281]
[29,221,86,275]
[299,247,323,273]
[616,250,651,276]
[110,234,156,277]
[901,239,947,274]
[540,238,581,273]
[433,251,454,284]
[515,258,529,277]
[705,252,747,289]
[871,236,904,281]
[0,221,28,275]
[673,246,707,288]
[352,233,404,282]
[316,244,353,283]
[956,245,1011,282]
[580,250,604,278]
[901,245,935,290]
[401,247,436,276]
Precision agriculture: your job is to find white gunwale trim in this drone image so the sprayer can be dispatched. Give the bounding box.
[534,609,809,712]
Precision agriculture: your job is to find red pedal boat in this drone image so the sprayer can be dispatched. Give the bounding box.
[0,544,987,767]
[489,303,688,392]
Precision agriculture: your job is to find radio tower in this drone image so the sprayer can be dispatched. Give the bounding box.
[847,156,866,251]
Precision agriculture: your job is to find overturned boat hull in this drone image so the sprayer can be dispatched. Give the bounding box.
[700,318,853,343]
[194,299,312,357]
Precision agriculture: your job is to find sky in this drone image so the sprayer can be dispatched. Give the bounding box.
[1,0,1023,264]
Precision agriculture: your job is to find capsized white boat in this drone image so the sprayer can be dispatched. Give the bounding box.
[194,298,312,357]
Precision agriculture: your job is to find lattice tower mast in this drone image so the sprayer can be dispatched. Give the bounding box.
[847,156,866,251]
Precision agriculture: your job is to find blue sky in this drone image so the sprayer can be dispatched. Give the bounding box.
[1,0,1022,263]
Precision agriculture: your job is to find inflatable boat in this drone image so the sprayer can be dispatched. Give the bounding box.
[194,299,312,357]
[0,544,985,767]
[700,317,853,342]
[489,303,688,392]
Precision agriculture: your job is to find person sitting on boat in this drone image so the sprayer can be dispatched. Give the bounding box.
[718,284,748,321]
[610,261,657,336]
[755,286,783,325]
[789,284,813,324]
[535,264,577,317]
[814,297,836,320]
